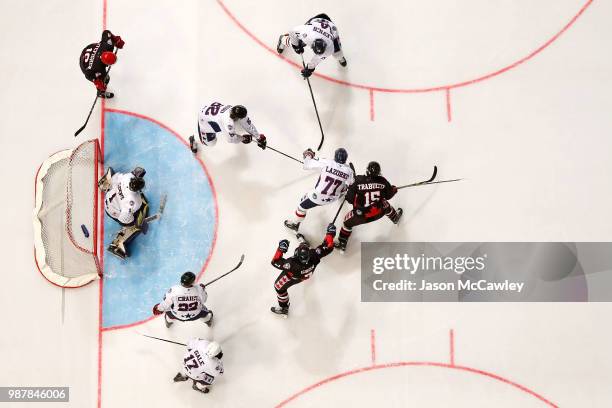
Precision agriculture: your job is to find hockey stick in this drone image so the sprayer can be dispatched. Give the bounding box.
[397,166,438,190]
[398,178,463,189]
[301,55,325,151]
[139,333,186,347]
[331,162,355,224]
[202,254,245,287]
[266,145,304,164]
[144,194,168,223]
[74,48,118,137]
[74,94,99,137]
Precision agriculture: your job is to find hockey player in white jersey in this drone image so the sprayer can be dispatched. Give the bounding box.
[98,166,149,259]
[173,338,224,394]
[277,13,347,78]
[189,102,267,153]
[284,147,354,232]
[153,271,213,328]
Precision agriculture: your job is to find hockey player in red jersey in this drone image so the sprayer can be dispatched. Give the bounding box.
[335,161,403,251]
[79,30,125,98]
[270,224,336,317]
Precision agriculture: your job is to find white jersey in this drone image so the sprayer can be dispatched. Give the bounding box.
[304,157,354,205]
[157,284,208,321]
[289,18,343,70]
[197,102,259,146]
[182,339,224,385]
[104,172,143,225]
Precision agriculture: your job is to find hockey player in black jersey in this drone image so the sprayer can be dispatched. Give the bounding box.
[79,30,125,98]
[335,161,403,251]
[270,224,336,317]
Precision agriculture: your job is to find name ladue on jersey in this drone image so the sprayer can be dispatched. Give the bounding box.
[325,166,349,179]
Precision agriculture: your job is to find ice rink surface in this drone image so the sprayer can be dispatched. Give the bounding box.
[2,0,612,406]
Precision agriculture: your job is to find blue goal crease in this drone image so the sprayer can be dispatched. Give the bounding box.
[102,111,216,328]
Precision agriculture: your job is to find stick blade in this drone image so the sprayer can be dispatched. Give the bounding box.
[427,166,438,183]
[74,125,86,137]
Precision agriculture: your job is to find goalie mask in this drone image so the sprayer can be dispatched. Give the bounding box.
[294,244,311,265]
[128,176,145,192]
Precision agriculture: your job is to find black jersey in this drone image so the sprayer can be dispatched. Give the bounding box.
[271,235,334,281]
[79,30,115,81]
[346,174,396,208]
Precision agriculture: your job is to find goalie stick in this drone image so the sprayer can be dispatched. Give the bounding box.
[202,254,245,287]
[144,194,167,223]
[138,333,186,347]
[74,48,118,137]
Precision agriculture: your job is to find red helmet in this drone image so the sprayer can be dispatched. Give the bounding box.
[101,51,117,65]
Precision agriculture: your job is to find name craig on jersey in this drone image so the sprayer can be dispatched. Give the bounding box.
[325,166,349,180]
[357,183,386,190]
[178,296,200,302]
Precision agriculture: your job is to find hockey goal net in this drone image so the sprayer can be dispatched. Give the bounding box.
[33,140,102,288]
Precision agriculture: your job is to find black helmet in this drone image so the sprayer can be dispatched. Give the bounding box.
[334,148,348,164]
[230,105,247,120]
[312,39,327,55]
[366,161,381,177]
[129,176,145,192]
[294,244,311,264]
[181,271,196,286]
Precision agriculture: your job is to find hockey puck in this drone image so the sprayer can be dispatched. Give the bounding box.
[81,224,90,238]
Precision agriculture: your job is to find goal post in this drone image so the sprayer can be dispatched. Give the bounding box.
[33,140,102,288]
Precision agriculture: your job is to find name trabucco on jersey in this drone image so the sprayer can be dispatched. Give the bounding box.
[104,173,143,225]
[304,157,354,205]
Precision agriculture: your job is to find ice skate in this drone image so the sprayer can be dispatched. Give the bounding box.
[271,306,289,318]
[339,57,347,67]
[192,381,210,394]
[173,372,188,382]
[390,208,403,225]
[276,34,287,54]
[334,240,347,252]
[189,135,198,154]
[164,313,174,328]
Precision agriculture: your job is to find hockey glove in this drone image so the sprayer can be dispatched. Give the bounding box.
[303,148,315,159]
[257,134,267,150]
[326,223,337,237]
[152,304,163,315]
[389,185,398,198]
[301,67,314,79]
[291,41,305,55]
[111,35,125,49]
[278,239,290,253]
[242,134,252,144]
[93,78,107,91]
[132,167,146,178]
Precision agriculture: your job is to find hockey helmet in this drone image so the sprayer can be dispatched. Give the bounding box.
[181,271,196,287]
[311,38,327,55]
[206,341,223,359]
[100,51,117,65]
[366,161,381,177]
[230,105,247,120]
[128,176,145,192]
[294,244,311,265]
[334,148,348,164]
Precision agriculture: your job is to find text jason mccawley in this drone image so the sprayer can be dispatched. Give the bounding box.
[371,254,525,293]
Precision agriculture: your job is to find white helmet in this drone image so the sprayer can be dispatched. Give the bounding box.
[205,341,222,358]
